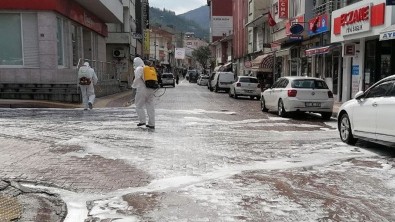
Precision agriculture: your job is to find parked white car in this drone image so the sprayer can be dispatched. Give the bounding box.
[261,76,334,119]
[229,76,261,100]
[338,75,395,146]
[197,75,209,86]
[209,72,234,92]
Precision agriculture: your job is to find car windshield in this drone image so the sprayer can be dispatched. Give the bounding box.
[162,74,173,78]
[291,79,329,89]
[239,77,258,83]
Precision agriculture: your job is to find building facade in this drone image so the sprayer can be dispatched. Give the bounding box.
[0,0,124,102]
[331,0,392,102]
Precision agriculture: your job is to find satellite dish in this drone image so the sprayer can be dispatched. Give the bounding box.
[290,24,304,35]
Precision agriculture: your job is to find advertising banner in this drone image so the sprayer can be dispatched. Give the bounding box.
[174,48,185,59]
[143,30,150,55]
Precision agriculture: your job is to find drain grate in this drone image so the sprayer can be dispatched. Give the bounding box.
[0,195,22,221]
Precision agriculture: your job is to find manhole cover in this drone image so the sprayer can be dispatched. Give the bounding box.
[0,195,22,221]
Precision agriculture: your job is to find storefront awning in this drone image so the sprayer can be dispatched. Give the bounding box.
[245,53,273,72]
[305,46,331,56]
[379,24,395,41]
[304,45,340,56]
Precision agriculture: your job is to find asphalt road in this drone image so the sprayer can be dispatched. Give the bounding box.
[0,79,394,222]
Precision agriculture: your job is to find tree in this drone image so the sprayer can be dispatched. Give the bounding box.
[192,46,211,70]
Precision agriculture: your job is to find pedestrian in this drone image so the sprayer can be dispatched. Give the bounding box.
[176,73,179,85]
[132,57,156,129]
[130,75,137,105]
[78,62,98,110]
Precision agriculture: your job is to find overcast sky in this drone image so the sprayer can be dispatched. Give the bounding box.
[149,0,207,15]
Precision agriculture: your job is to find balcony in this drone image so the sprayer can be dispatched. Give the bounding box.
[313,1,339,15]
[74,0,123,23]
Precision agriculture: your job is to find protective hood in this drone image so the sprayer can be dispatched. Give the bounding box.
[133,57,144,69]
[83,62,90,67]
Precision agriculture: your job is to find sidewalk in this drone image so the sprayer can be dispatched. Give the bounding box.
[0,90,133,109]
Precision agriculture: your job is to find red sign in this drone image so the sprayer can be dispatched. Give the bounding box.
[340,6,369,26]
[333,3,385,36]
[344,44,355,56]
[278,0,288,19]
[0,0,108,36]
[286,15,304,35]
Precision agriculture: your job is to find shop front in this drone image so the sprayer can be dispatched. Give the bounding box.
[331,0,391,102]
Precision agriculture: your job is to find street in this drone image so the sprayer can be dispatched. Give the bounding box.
[0,79,394,222]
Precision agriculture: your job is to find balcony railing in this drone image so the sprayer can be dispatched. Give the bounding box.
[313,1,339,15]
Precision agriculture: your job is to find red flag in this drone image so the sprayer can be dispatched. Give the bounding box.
[268,12,276,27]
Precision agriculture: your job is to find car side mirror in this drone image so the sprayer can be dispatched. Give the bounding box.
[354,91,364,100]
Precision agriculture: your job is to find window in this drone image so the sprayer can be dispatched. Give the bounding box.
[387,82,395,97]
[365,81,393,98]
[239,77,258,83]
[0,13,22,65]
[292,79,329,89]
[71,24,80,66]
[57,17,64,66]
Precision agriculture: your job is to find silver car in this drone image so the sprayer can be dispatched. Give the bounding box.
[229,76,261,100]
[160,73,175,87]
[197,75,209,86]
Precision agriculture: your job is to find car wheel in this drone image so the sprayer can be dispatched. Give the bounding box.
[261,98,268,112]
[321,112,332,120]
[339,113,357,145]
[278,99,287,117]
[233,90,238,99]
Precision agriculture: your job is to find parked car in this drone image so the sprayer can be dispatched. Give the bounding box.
[187,70,198,83]
[160,73,175,87]
[260,76,334,119]
[209,72,234,92]
[197,75,209,86]
[338,75,395,146]
[229,76,261,100]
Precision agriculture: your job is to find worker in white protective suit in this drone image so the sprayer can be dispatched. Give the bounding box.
[132,57,156,129]
[78,62,98,110]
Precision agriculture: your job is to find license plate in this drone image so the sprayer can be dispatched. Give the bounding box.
[305,102,321,107]
[245,90,254,93]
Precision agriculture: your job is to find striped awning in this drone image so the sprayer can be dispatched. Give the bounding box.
[247,53,274,72]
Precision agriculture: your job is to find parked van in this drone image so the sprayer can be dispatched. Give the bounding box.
[209,72,235,92]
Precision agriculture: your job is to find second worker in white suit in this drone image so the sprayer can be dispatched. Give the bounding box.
[132,57,155,129]
[78,62,98,110]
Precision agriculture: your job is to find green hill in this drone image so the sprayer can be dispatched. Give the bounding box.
[149,7,209,41]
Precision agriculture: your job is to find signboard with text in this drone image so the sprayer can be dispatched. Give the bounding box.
[278,0,288,18]
[308,14,329,36]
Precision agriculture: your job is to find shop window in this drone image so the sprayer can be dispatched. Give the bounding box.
[57,17,64,66]
[364,40,376,90]
[71,24,81,67]
[0,13,22,66]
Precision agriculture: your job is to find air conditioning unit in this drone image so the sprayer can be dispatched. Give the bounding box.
[113,49,125,58]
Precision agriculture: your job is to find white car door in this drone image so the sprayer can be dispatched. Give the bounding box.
[353,81,393,139]
[376,81,395,143]
[265,79,282,109]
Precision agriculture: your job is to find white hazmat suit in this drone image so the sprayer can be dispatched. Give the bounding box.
[78,62,98,110]
[132,57,155,128]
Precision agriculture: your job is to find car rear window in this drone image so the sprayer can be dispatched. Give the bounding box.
[239,77,258,83]
[292,79,329,89]
[162,74,173,78]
